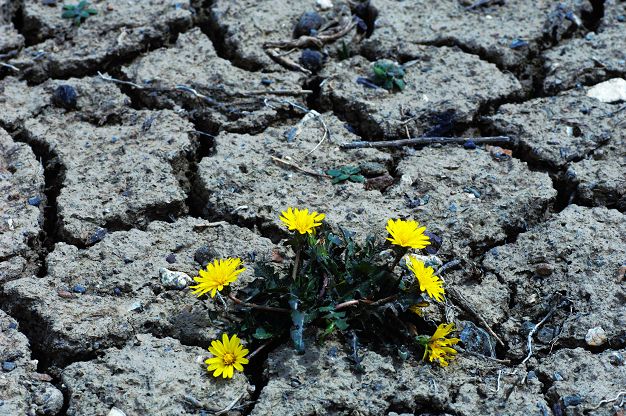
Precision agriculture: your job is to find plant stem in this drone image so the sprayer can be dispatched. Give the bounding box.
[334,294,398,311]
[291,247,301,281]
[228,293,289,313]
[390,249,406,272]
[340,136,512,149]
[248,340,273,359]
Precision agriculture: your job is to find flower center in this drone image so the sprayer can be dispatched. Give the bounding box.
[222,353,236,365]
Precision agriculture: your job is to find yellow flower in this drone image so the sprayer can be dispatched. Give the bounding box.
[423,323,460,367]
[386,219,430,249]
[206,334,249,378]
[190,258,245,298]
[279,207,325,234]
[406,257,445,302]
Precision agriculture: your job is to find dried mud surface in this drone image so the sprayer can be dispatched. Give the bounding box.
[1,0,625,415]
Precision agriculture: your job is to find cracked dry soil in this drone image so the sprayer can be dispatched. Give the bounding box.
[1,0,625,415]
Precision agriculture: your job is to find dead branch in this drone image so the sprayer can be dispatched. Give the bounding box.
[340,136,513,149]
[270,155,330,179]
[0,62,19,71]
[265,48,312,74]
[263,19,356,50]
[520,299,570,365]
[448,287,505,347]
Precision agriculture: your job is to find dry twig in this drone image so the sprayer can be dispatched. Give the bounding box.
[340,136,512,149]
[448,287,505,347]
[589,391,626,410]
[270,155,330,179]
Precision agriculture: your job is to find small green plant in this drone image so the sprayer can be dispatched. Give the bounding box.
[191,208,460,379]
[62,1,97,26]
[338,41,351,61]
[326,165,365,184]
[371,60,406,91]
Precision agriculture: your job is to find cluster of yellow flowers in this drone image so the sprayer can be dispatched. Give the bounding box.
[191,207,460,378]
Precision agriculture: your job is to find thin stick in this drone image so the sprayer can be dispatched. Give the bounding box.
[520,303,560,365]
[98,71,145,89]
[448,287,505,347]
[589,391,626,410]
[214,391,247,416]
[270,155,330,178]
[340,136,512,149]
[228,293,289,313]
[291,248,301,281]
[0,62,19,71]
[456,347,511,364]
[247,340,272,360]
[334,294,397,310]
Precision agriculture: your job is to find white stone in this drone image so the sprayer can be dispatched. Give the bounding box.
[585,326,607,346]
[586,78,626,103]
[108,407,127,416]
[159,267,192,290]
[316,0,333,10]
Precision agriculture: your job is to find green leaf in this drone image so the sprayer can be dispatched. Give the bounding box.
[290,309,305,353]
[331,174,350,184]
[253,327,273,340]
[80,10,90,17]
[62,10,76,18]
[63,5,76,10]
[326,169,343,177]
[87,8,97,14]
[343,165,360,175]
[349,175,365,183]
[394,78,406,91]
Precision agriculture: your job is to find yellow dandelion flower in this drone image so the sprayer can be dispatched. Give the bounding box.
[423,323,460,367]
[190,258,245,298]
[205,334,249,378]
[386,219,430,249]
[406,257,445,302]
[279,207,325,234]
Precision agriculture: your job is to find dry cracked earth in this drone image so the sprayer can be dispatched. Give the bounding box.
[0,0,625,415]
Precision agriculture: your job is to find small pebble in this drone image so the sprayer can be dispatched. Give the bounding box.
[608,352,624,366]
[159,268,192,290]
[260,78,272,86]
[194,246,217,267]
[88,228,107,245]
[424,232,442,255]
[51,85,78,110]
[535,263,554,276]
[293,11,323,38]
[562,394,583,407]
[165,253,176,264]
[585,326,607,346]
[509,39,529,49]
[113,287,122,296]
[299,49,324,72]
[2,361,16,372]
[27,196,42,207]
[463,140,476,149]
[8,322,17,329]
[72,284,86,294]
[553,371,564,381]
[108,407,127,416]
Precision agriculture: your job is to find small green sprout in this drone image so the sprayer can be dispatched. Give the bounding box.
[326,166,365,184]
[371,60,406,91]
[62,1,97,26]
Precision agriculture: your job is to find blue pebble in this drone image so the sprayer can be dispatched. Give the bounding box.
[27,196,42,207]
[463,140,476,149]
[8,322,17,329]
[2,362,16,372]
[510,39,528,49]
[113,288,122,296]
[72,284,86,294]
[261,78,272,86]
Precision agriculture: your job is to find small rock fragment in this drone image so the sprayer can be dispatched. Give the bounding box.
[159,268,192,290]
[165,253,176,264]
[294,12,323,38]
[299,49,324,72]
[316,0,333,10]
[51,85,78,110]
[585,326,607,346]
[535,263,553,276]
[586,78,626,103]
[108,407,127,416]
[194,246,217,267]
[27,196,42,206]
[72,284,86,294]
[2,361,17,372]
[33,384,64,415]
